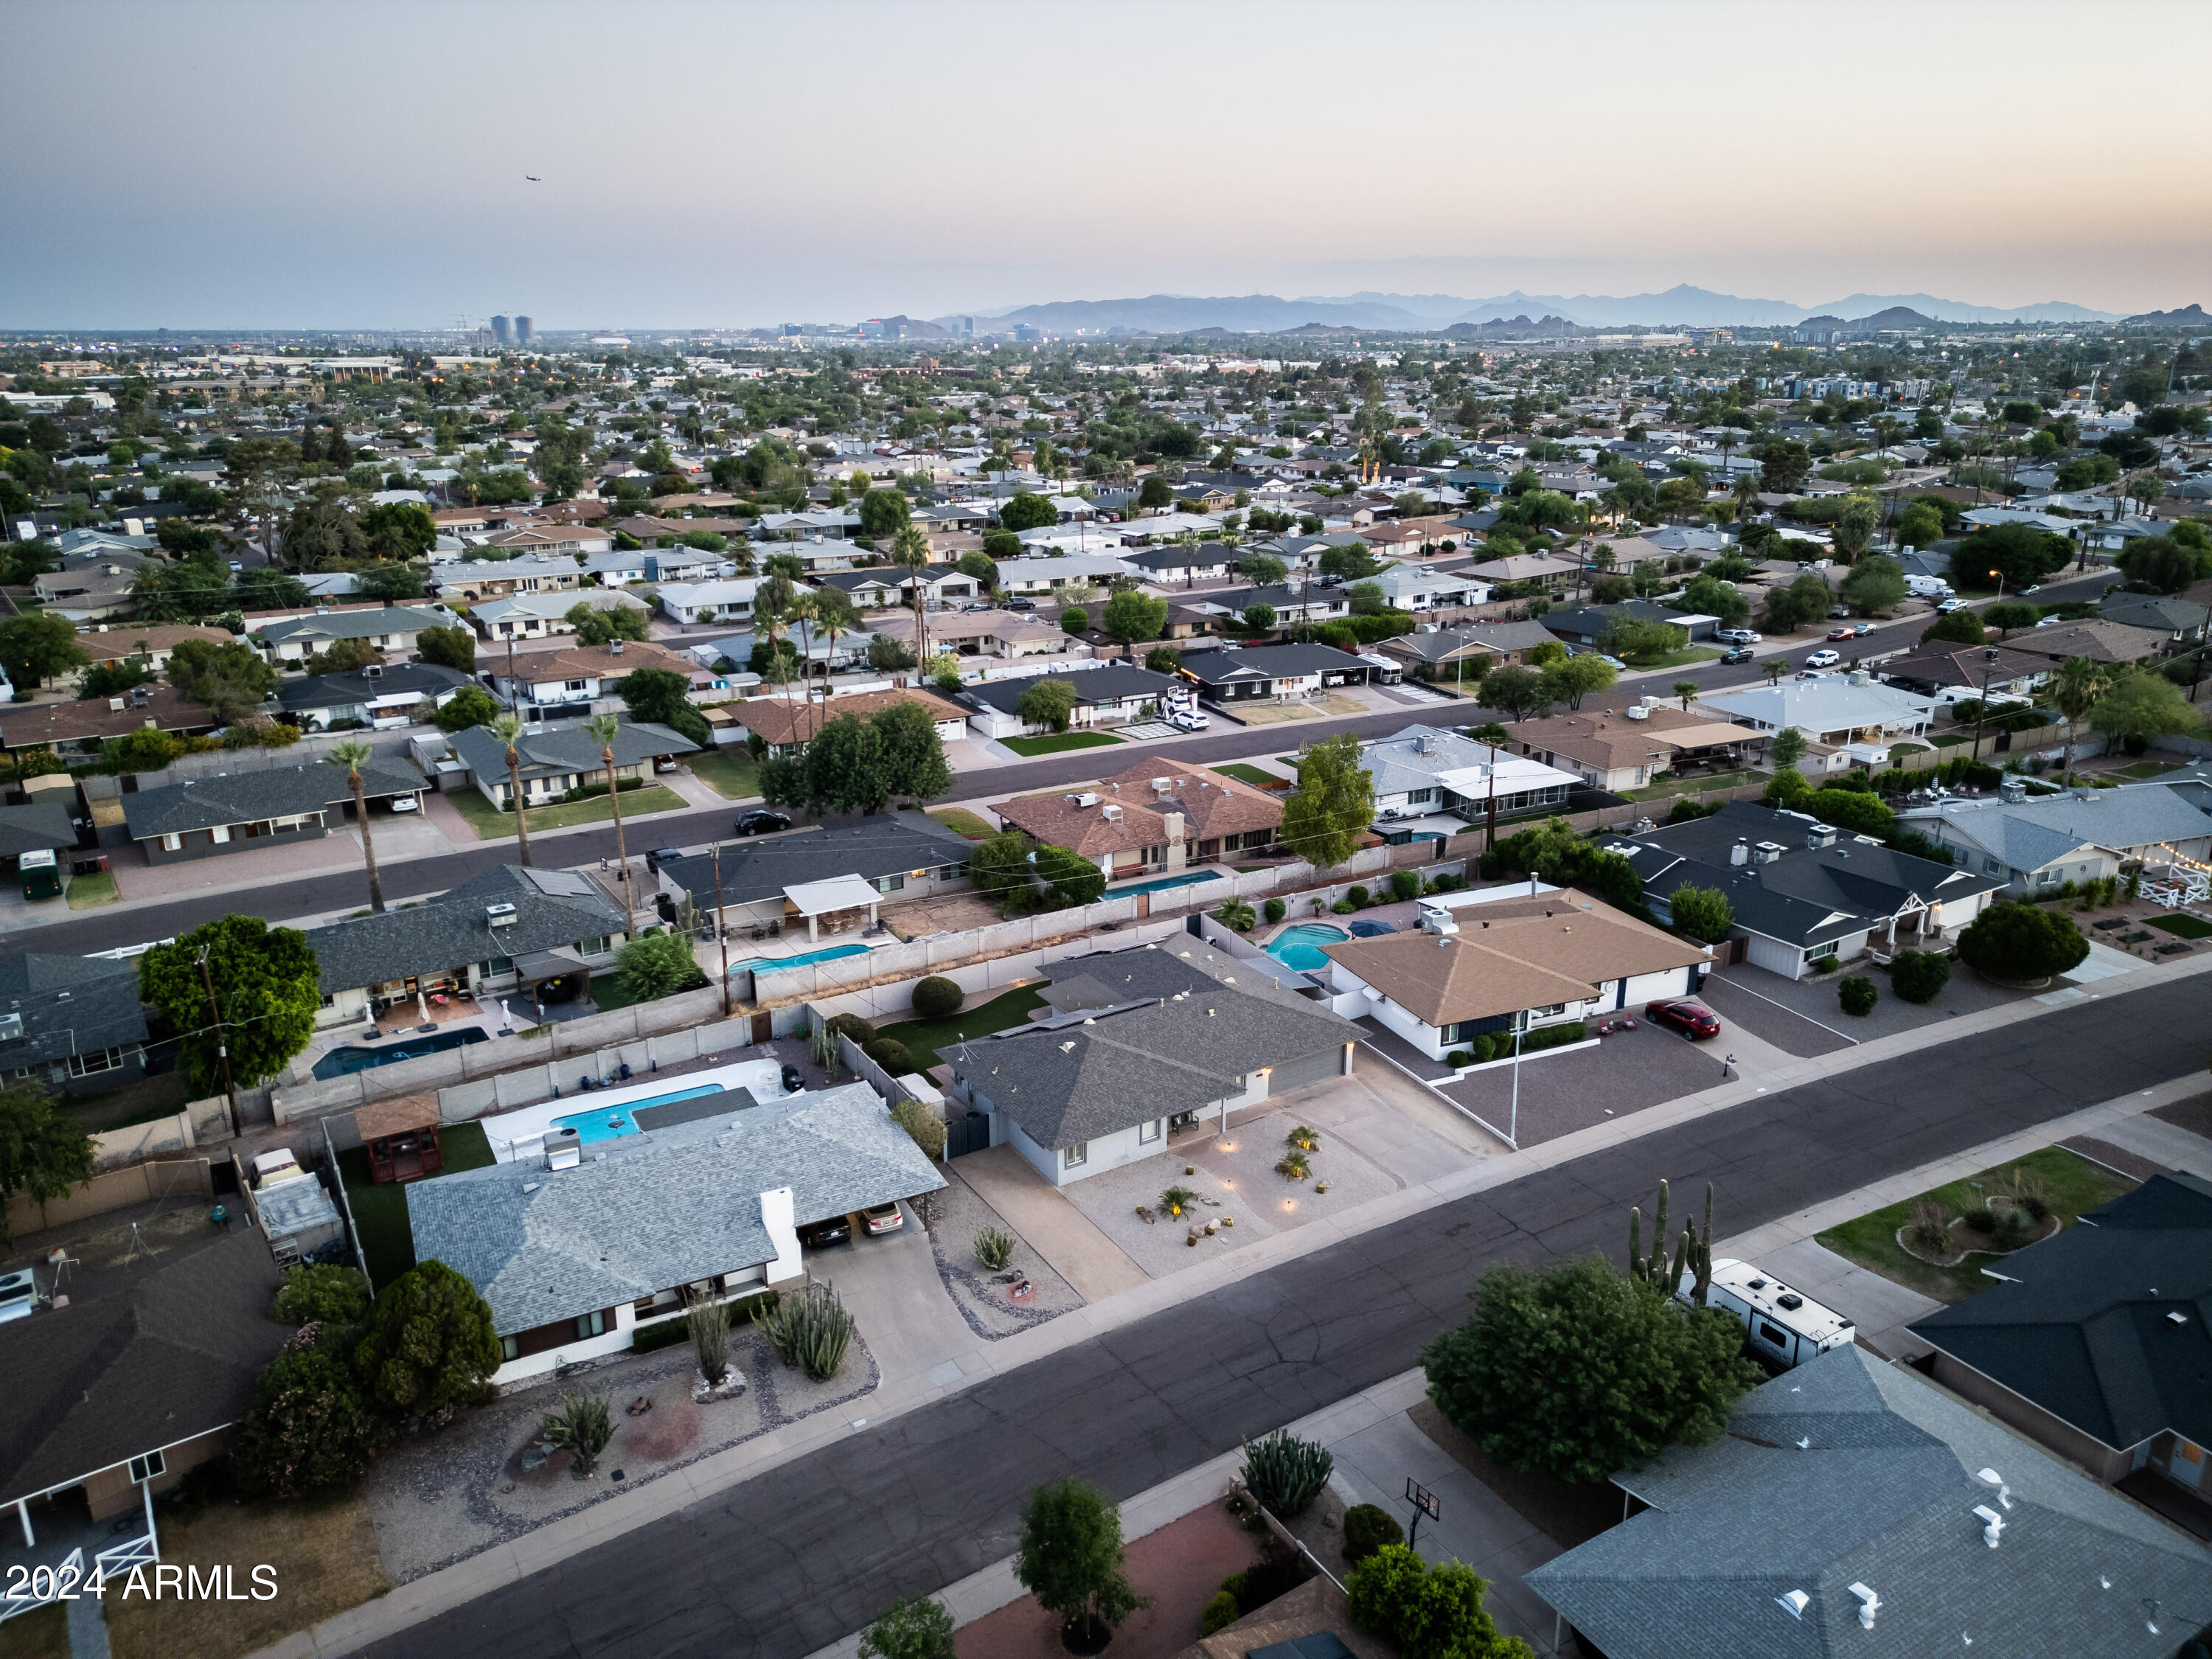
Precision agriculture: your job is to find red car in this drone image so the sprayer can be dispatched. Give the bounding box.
[1826,626,1855,641]
[1645,998,1722,1040]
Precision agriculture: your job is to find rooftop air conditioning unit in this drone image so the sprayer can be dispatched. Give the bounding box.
[486,902,518,928]
[544,1127,582,1171]
[1072,791,1101,807]
[1753,841,1786,864]
[1102,804,1122,821]
[364,664,382,679]
[108,698,125,712]
[1625,703,1649,720]
[0,1012,21,1043]
[611,640,625,653]
[1152,777,1173,792]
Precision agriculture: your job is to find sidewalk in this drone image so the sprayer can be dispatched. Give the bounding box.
[248,956,2212,1659]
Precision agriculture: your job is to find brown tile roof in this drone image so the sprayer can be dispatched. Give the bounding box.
[0,686,221,749]
[994,758,1282,858]
[734,689,968,748]
[356,1093,442,1140]
[77,624,232,665]
[1321,888,1708,1026]
[2001,619,2169,665]
[491,638,700,685]
[1513,704,1732,770]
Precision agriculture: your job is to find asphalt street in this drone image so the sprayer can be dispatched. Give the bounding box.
[360,966,2208,1659]
[10,570,2118,959]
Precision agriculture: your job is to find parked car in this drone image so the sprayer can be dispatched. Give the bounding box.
[644,846,684,875]
[1719,645,1754,664]
[797,1214,852,1250]
[1826,626,1856,641]
[1851,622,1875,637]
[1828,605,1851,619]
[389,796,420,813]
[1165,708,1208,732]
[860,1202,904,1236]
[655,758,681,773]
[736,809,791,836]
[1935,598,1966,613]
[1804,649,1841,669]
[1645,998,1722,1040]
[1714,628,1762,644]
[1004,596,1036,611]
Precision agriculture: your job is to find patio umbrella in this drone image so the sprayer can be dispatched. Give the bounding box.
[498,1000,513,1034]
[417,992,432,1028]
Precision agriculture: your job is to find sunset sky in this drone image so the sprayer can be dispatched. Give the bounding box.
[6,0,2207,329]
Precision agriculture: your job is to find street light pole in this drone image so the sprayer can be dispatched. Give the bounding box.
[1969,647,2001,765]
[711,841,731,1019]
[195,947,239,1139]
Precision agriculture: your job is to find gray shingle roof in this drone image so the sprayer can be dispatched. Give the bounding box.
[121,757,424,840]
[276,661,473,712]
[1177,643,1368,685]
[446,715,698,789]
[0,953,149,1070]
[1525,1345,2212,1659]
[0,802,77,860]
[257,605,451,646]
[962,664,1180,716]
[404,1082,945,1336]
[1908,1172,2212,1451]
[659,821,973,908]
[302,864,626,994]
[1905,782,2212,872]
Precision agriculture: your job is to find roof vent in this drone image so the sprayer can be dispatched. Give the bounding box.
[1059,1040,1075,1052]
[1975,1468,2012,1509]
[1972,1505,2005,1548]
[1731,839,1750,866]
[2168,1311,2188,1326]
[487,902,518,928]
[1777,1293,1803,1310]
[1102,804,1122,821]
[1753,841,1785,865]
[1847,1584,1880,1630]
[1775,1590,1809,1621]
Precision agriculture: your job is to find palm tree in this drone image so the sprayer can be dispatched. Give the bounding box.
[490,712,533,867]
[1763,659,1789,686]
[1673,680,1700,712]
[2048,657,2109,785]
[809,591,857,735]
[329,740,386,914]
[582,712,636,925]
[889,524,933,668]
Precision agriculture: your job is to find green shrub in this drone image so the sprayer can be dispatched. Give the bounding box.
[1389,870,1419,902]
[1200,1590,1242,1637]
[1263,897,1287,924]
[824,1012,875,1045]
[1838,975,1877,1016]
[1888,950,1950,1004]
[1520,1020,1587,1055]
[974,1226,1015,1270]
[271,1262,372,1326]
[1342,1503,1403,1565]
[232,1335,383,1499]
[911,975,964,1018]
[1239,1430,1334,1517]
[1958,1202,1997,1234]
[1447,1050,1474,1068]
[560,776,649,804]
[1811,954,1840,975]
[1348,885,1371,908]
[864,1037,913,1075]
[1331,899,1355,914]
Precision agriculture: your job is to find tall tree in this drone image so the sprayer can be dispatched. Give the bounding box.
[2047,657,2108,785]
[0,612,88,688]
[872,700,956,803]
[1014,1479,1147,1646]
[889,524,934,667]
[0,1084,97,1248]
[583,712,636,921]
[1279,731,1374,871]
[329,741,387,914]
[139,916,321,1097]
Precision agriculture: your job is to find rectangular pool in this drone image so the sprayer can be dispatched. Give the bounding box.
[1107,869,1228,898]
[313,1026,487,1080]
[552,1082,727,1145]
[730,942,873,976]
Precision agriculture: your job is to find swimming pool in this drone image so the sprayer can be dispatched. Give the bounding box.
[313,1026,487,1079]
[731,942,873,977]
[1107,869,1228,898]
[552,1082,727,1144]
[1265,922,1350,973]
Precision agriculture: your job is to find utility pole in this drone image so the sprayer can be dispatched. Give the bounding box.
[195,947,239,1138]
[711,841,731,1019]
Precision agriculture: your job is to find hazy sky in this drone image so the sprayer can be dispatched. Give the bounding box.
[5,0,2208,330]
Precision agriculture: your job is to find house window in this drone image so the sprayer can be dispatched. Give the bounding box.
[69,1047,124,1077]
[1408,787,1436,804]
[501,1335,520,1361]
[1062,1142,1088,1169]
[876,873,906,893]
[161,832,182,852]
[210,824,232,844]
[1138,1119,1161,1145]
[128,1450,166,1484]
[575,1309,605,1340]
[577,936,608,956]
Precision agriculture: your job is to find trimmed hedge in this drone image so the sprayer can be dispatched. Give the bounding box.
[911,975,963,1018]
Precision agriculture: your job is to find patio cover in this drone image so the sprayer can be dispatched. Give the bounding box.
[512,947,594,984]
[782,874,883,917]
[1653,720,1756,750]
[356,1093,442,1140]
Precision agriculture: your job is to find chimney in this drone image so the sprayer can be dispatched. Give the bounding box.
[1730,839,1749,866]
[1161,810,1184,844]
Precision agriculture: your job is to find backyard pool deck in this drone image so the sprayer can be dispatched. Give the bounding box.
[476,1056,789,1162]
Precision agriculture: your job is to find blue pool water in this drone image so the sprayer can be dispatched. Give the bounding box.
[1107,869,1228,897]
[1265,922,1350,973]
[729,942,872,978]
[313,1026,487,1080]
[553,1083,727,1144]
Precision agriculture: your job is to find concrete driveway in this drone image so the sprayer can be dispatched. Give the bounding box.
[793,1206,984,1395]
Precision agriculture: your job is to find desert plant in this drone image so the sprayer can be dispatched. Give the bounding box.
[1888,949,1951,1004]
[859,1596,956,1659]
[761,1280,856,1380]
[2006,1167,2051,1222]
[538,1390,613,1478]
[1958,1200,1997,1234]
[1838,975,1878,1016]
[687,1291,731,1385]
[1989,1203,2034,1250]
[1341,1503,1404,1565]
[1284,1124,1321,1152]
[1904,1200,1952,1256]
[911,975,963,1019]
[1200,1589,1242,1636]
[1628,1179,1715,1305]
[1158,1184,1200,1219]
[973,1225,1015,1270]
[1263,897,1287,925]
[1215,897,1257,931]
[1239,1430,1334,1517]
[1276,1147,1312,1180]
[890,1096,946,1160]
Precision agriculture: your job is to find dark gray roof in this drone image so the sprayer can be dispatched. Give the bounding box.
[447,714,698,787]
[0,953,149,1070]
[962,664,1180,715]
[302,863,627,994]
[0,802,77,859]
[121,757,423,840]
[257,604,450,646]
[1908,1172,2212,1452]
[405,1082,944,1336]
[950,942,1354,1150]
[0,1228,288,1506]
[1525,1344,2212,1659]
[1601,801,2004,948]
[660,820,973,908]
[2098,591,2208,633]
[276,661,473,712]
[1127,544,1232,571]
[1177,643,1368,685]
[1543,599,1696,641]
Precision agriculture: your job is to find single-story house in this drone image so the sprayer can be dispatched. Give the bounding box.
[1360,726,1575,824]
[1124,543,1235,585]
[1909,1170,2212,1506]
[1525,1343,2212,1659]
[275,661,474,730]
[0,685,222,757]
[1601,801,2007,978]
[66,623,234,684]
[813,568,981,611]
[961,664,1183,738]
[406,1082,944,1385]
[0,801,79,863]
[657,820,973,936]
[1878,644,2051,700]
[1196,584,1351,626]
[480,638,716,712]
[429,555,582,602]
[2096,590,2209,647]
[990,554,1141,595]
[447,715,699,812]
[1371,563,1492,613]
[467,588,650,642]
[947,942,1359,1186]
[0,951,150,1094]
[1543,598,1717,647]
[121,757,425,865]
[1320,889,1707,1060]
[1459,552,1582,588]
[992,757,1282,880]
[1512,703,1757,793]
[253,602,456,667]
[1698,675,1937,751]
[653,577,769,627]
[2001,619,2171,668]
[866,608,1075,659]
[1178,642,1370,703]
[584,546,734,587]
[467,525,613,560]
[1899,779,2212,895]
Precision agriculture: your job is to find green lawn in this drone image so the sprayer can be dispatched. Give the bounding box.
[1812,1145,2135,1304]
[1625,646,1723,671]
[871,984,1048,1072]
[447,784,689,840]
[589,967,709,1012]
[928,807,997,841]
[339,1121,494,1290]
[1215,762,1287,787]
[1001,731,1124,757]
[2147,913,2212,940]
[2115,761,2179,780]
[1928,732,1976,748]
[688,748,762,801]
[1626,769,1750,802]
[65,869,121,908]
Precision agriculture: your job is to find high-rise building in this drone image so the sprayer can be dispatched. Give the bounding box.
[515,316,534,345]
[490,314,512,345]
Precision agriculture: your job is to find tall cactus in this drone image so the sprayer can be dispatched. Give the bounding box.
[1627,1178,1717,1299]
[1688,1182,1715,1307]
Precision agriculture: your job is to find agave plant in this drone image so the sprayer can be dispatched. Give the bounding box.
[1158,1184,1200,1219]
[1239,1430,1333,1518]
[539,1391,613,1478]
[974,1226,1015,1271]
[762,1280,856,1381]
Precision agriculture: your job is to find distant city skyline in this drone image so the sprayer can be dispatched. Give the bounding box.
[4,0,2206,330]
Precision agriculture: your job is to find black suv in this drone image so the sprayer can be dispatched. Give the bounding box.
[736,809,790,837]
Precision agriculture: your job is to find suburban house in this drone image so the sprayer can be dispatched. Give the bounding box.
[464,525,613,560]
[1541,597,1717,647]
[866,608,1074,659]
[584,546,731,587]
[1461,551,1582,588]
[2098,590,2208,647]
[0,801,77,869]
[1908,1172,2212,1518]
[989,553,1140,596]
[726,688,968,757]
[992,758,1283,880]
[1898,780,2212,895]
[2,1230,291,1543]
[1601,801,2007,978]
[1197,584,1351,626]
[67,623,233,683]
[946,942,1358,1187]
[1360,727,1576,828]
[2003,618,2171,668]
[1525,1343,2211,1659]
[429,556,582,602]
[0,951,150,1094]
[0,685,221,757]
[447,716,699,812]
[481,638,713,712]
[653,578,768,626]
[1125,543,1235,585]
[275,662,475,730]
[813,568,981,611]
[1879,644,2052,700]
[32,560,145,621]
[121,757,425,865]
[1178,643,1370,703]
[1697,675,1938,766]
[1371,563,1492,613]
[1319,889,1708,1060]
[467,588,650,642]
[253,602,456,667]
[303,863,630,1028]
[406,1082,943,1386]
[1512,702,1756,793]
[656,820,973,936]
[961,664,1183,738]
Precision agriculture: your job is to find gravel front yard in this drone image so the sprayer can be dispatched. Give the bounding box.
[927,1162,1083,1338]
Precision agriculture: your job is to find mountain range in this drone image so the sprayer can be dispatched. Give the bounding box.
[934,286,2124,335]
